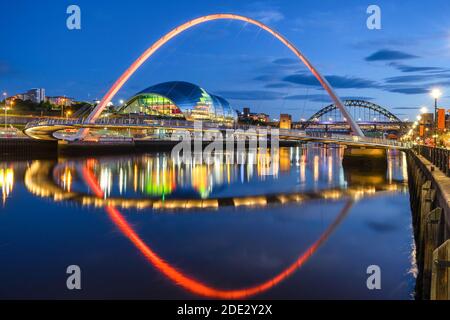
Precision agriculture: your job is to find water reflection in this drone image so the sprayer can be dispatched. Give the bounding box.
[1,146,414,299]
[82,158,355,298]
[23,147,408,211]
[48,147,408,203]
[0,167,14,205]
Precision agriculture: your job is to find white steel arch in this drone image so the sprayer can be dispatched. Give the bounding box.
[83,14,364,137]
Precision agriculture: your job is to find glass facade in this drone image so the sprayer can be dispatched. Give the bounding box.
[122,94,183,117]
[119,81,238,123]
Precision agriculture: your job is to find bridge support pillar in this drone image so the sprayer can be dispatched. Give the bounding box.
[342,147,387,170]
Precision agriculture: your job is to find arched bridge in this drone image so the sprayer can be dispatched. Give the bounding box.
[300,100,408,131]
[23,117,408,149]
[21,15,410,149]
[75,13,363,138]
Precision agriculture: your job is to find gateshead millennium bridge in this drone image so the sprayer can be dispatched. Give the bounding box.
[22,14,411,156]
[22,14,411,153]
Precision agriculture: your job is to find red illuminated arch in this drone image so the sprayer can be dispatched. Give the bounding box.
[82,163,353,299]
[83,14,364,137]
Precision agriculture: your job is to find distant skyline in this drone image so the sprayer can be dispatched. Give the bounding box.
[2,0,450,120]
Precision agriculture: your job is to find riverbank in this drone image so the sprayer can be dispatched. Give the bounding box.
[0,137,305,158]
[407,149,450,300]
[0,137,57,159]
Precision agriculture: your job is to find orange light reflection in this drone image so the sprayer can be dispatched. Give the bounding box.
[82,161,352,299]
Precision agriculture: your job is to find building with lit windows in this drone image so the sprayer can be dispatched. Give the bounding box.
[26,88,46,103]
[8,88,46,104]
[118,81,238,124]
[239,106,270,124]
[46,96,74,107]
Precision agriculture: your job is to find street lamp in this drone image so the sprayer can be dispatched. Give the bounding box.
[430,88,442,146]
[2,92,7,129]
[420,107,428,114]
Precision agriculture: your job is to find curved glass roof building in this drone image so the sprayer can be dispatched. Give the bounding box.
[118,81,238,123]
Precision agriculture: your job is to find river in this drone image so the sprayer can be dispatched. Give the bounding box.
[0,145,415,299]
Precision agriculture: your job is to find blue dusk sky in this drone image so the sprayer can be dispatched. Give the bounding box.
[1,0,450,120]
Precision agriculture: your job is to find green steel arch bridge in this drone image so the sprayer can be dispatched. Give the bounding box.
[298,100,410,133]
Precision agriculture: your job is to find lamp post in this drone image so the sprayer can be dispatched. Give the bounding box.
[2,92,7,129]
[60,96,67,118]
[431,88,442,147]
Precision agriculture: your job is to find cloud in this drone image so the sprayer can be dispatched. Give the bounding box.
[326,76,378,89]
[385,87,429,95]
[388,62,446,73]
[283,73,378,89]
[264,82,292,89]
[282,73,319,86]
[252,9,284,24]
[284,94,373,102]
[341,96,375,101]
[243,2,285,24]
[218,90,374,103]
[216,90,284,101]
[284,94,331,102]
[272,58,298,66]
[392,106,423,110]
[365,49,419,61]
[384,75,431,84]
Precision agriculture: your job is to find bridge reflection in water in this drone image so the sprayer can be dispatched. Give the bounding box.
[24,147,408,211]
[14,146,413,299]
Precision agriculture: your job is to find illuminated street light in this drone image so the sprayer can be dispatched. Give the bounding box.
[420,107,428,114]
[2,92,7,129]
[416,115,422,121]
[431,88,442,99]
[119,99,124,105]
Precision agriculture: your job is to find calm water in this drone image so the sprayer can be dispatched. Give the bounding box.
[0,146,415,299]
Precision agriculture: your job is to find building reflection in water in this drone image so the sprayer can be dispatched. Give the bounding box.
[45,146,409,204]
[54,148,283,200]
[0,167,14,206]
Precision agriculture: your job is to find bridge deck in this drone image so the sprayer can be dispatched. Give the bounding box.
[23,118,410,150]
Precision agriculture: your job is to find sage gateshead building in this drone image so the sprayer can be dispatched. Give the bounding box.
[118,81,238,124]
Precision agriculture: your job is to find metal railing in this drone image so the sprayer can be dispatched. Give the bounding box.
[414,145,450,177]
[305,131,408,148]
[24,118,410,148]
